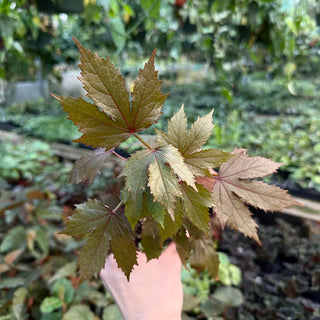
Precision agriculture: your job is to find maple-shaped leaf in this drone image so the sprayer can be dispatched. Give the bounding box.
[211,149,302,243]
[190,237,219,279]
[180,182,214,233]
[122,190,144,228]
[130,52,169,130]
[173,227,191,268]
[183,218,207,240]
[121,149,155,199]
[73,38,130,122]
[140,219,163,261]
[158,199,184,242]
[156,106,231,176]
[148,146,195,217]
[53,38,168,150]
[141,190,165,227]
[75,37,168,128]
[70,148,114,184]
[122,145,196,219]
[122,188,165,228]
[51,96,132,150]
[62,199,137,280]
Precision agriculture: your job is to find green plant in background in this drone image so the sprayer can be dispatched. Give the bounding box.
[0,140,56,181]
[52,39,299,282]
[18,115,81,143]
[182,251,242,317]
[1,0,320,82]
[0,186,126,320]
[0,0,40,80]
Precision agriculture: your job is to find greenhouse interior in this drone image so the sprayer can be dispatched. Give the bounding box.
[0,1,320,319]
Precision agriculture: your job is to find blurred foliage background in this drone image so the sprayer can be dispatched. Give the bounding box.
[1,0,320,319]
[1,0,320,79]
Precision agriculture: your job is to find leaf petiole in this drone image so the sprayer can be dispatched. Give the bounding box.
[133,133,154,150]
[112,150,127,162]
[113,200,124,213]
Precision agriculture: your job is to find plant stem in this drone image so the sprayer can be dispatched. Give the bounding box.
[113,200,123,213]
[133,133,153,150]
[112,150,127,161]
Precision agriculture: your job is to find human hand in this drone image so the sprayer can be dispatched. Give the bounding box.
[100,243,183,320]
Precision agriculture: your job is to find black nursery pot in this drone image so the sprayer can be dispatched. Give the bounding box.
[37,0,84,14]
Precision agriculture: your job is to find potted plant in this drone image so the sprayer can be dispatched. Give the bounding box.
[52,38,300,318]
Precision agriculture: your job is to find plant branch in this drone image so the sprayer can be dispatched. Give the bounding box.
[133,133,153,150]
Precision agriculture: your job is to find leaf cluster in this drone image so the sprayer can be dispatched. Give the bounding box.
[54,39,300,281]
[0,184,127,320]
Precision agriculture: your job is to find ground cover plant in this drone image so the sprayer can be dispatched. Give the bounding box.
[0,99,81,143]
[0,172,127,320]
[52,38,300,282]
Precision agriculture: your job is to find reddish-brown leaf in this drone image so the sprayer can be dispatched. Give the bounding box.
[212,149,301,243]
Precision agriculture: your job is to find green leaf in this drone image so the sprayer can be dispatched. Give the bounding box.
[183,218,206,240]
[148,145,195,218]
[155,106,188,151]
[183,110,215,155]
[122,189,144,227]
[53,39,168,150]
[109,17,126,52]
[36,228,49,255]
[157,106,213,153]
[131,50,169,131]
[70,148,114,184]
[158,199,183,242]
[124,187,166,227]
[41,312,63,320]
[217,252,242,285]
[174,227,191,268]
[0,226,26,253]
[12,287,28,320]
[140,0,161,18]
[40,297,63,314]
[211,287,244,307]
[180,183,214,233]
[85,290,108,308]
[62,199,137,280]
[103,304,124,320]
[156,106,231,176]
[219,264,242,286]
[73,37,129,120]
[140,219,163,261]
[200,297,225,317]
[190,238,219,279]
[148,153,181,218]
[154,145,196,189]
[142,190,165,227]
[123,145,195,220]
[121,149,154,198]
[52,96,132,150]
[52,279,75,305]
[62,305,95,320]
[49,262,77,284]
[184,148,231,176]
[0,277,25,289]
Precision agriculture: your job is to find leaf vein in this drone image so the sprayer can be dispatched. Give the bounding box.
[90,62,131,130]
